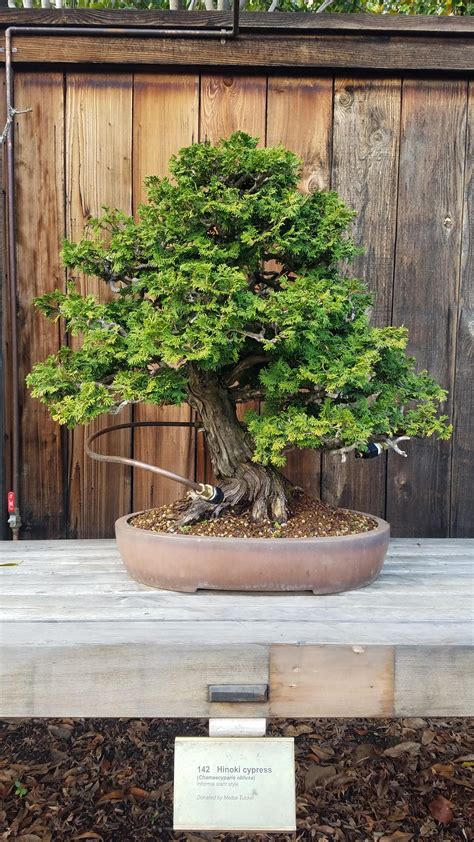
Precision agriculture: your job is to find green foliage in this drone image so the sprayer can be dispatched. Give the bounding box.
[14,780,28,798]
[28,132,451,464]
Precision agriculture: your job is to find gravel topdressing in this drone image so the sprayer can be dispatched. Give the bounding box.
[130,492,378,538]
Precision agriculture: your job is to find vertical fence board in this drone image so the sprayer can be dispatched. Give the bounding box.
[450,82,473,537]
[66,73,133,538]
[132,73,198,512]
[321,78,402,518]
[266,76,333,500]
[200,75,267,146]
[0,70,8,539]
[199,74,267,482]
[14,73,65,538]
[387,79,467,537]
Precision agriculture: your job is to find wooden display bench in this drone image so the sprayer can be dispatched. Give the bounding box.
[0,538,472,719]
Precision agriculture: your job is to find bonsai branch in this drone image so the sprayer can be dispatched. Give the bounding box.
[328,435,411,462]
[229,386,266,403]
[233,328,280,346]
[382,435,411,456]
[225,354,269,387]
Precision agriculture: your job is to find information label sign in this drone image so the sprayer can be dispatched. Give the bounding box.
[173,737,296,832]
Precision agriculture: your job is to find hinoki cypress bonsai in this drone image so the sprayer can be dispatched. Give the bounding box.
[28,132,451,526]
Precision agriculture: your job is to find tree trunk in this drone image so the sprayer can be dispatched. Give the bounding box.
[181,366,292,525]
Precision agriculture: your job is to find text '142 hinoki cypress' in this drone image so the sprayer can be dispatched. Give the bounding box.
[28,132,451,524]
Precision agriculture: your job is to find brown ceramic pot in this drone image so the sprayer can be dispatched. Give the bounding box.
[115,510,390,594]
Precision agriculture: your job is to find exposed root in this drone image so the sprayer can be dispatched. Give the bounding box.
[178,462,292,526]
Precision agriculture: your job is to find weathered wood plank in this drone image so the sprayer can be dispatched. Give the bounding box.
[2,619,469,648]
[0,643,269,718]
[321,77,401,520]
[2,634,471,717]
[387,80,467,537]
[198,73,267,482]
[132,73,198,512]
[200,74,266,144]
[1,11,472,34]
[395,646,474,716]
[450,82,473,538]
[266,76,333,501]
[0,69,9,541]
[269,645,395,717]
[4,35,473,72]
[65,73,133,538]
[14,72,65,539]
[2,594,470,623]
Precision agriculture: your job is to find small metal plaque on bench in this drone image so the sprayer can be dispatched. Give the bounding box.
[208,683,268,703]
[173,737,296,831]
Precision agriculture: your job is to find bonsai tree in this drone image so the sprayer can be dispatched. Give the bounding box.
[28,132,451,525]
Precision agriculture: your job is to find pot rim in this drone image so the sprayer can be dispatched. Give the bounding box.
[116,509,390,545]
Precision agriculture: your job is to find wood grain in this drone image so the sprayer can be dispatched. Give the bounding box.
[4,34,473,72]
[0,69,8,540]
[14,72,66,539]
[199,74,267,482]
[266,76,333,500]
[269,645,395,717]
[65,73,133,538]
[0,642,268,718]
[1,11,472,34]
[395,646,474,716]
[387,80,467,538]
[1,535,472,716]
[321,78,401,519]
[450,82,473,538]
[132,73,198,512]
[200,74,266,144]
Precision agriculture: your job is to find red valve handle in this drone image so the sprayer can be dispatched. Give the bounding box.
[7,491,15,513]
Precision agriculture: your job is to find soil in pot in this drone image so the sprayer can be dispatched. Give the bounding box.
[119,491,388,594]
[130,491,378,539]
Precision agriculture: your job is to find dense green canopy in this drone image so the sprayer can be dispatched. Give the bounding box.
[28,132,451,467]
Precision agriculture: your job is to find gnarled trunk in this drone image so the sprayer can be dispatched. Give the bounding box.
[181,366,292,524]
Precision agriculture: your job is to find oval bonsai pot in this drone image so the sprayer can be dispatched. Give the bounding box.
[115,510,390,594]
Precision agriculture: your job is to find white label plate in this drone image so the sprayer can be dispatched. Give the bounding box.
[173,737,296,832]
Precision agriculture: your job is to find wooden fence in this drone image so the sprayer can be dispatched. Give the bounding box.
[1,13,472,539]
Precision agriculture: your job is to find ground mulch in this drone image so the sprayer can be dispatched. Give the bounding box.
[131,493,377,539]
[0,718,472,841]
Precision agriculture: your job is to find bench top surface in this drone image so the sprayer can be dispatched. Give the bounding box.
[1,537,473,648]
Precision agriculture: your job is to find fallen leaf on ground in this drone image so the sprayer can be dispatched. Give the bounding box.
[384,741,421,758]
[379,832,413,841]
[431,762,455,778]
[429,794,455,824]
[354,742,378,761]
[309,743,335,759]
[402,718,427,729]
[305,764,338,787]
[16,836,43,842]
[129,786,151,799]
[283,723,314,736]
[97,790,124,802]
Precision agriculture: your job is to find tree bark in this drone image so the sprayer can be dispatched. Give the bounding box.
[181,366,292,524]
